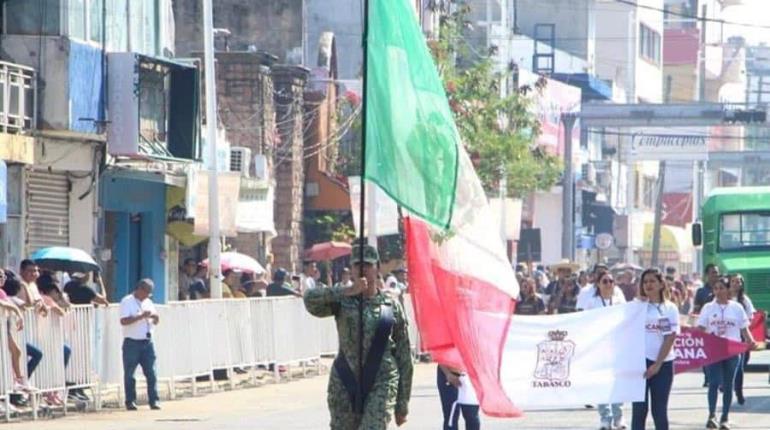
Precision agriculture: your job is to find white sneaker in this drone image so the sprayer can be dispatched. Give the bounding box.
[613,418,627,429]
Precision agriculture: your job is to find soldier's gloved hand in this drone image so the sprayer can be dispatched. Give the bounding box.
[342,277,368,296]
[395,414,407,426]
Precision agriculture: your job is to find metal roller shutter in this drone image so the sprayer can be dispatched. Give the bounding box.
[27,170,69,253]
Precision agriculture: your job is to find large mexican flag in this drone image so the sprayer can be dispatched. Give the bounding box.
[364,0,521,416]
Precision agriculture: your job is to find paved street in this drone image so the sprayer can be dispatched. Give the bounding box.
[6,362,770,430]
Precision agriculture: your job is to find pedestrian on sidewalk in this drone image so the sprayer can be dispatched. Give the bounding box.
[697,277,757,430]
[580,271,627,430]
[119,278,161,411]
[303,243,412,429]
[437,365,480,430]
[728,273,755,406]
[632,268,679,430]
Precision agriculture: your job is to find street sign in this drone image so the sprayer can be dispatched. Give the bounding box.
[595,233,614,250]
[629,133,708,161]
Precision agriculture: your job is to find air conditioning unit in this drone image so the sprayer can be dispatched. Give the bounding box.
[230,147,252,177]
[253,154,268,180]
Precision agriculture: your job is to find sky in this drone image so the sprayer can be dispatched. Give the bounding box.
[722,0,770,45]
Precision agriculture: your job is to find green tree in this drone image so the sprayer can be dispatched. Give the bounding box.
[428,3,563,197]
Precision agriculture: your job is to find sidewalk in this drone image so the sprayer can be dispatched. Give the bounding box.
[4,362,770,429]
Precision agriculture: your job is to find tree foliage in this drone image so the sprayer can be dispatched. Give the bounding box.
[428,3,563,197]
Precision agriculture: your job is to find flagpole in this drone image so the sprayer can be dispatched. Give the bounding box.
[356,0,371,415]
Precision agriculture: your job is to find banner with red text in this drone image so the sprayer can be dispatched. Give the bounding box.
[674,327,750,374]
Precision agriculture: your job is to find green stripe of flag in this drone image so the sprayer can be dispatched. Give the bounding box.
[364,0,459,230]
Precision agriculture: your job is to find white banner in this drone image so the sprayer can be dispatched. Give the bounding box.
[193,171,241,237]
[500,302,647,408]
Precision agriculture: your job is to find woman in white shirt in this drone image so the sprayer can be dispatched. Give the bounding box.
[632,268,679,430]
[697,277,757,430]
[581,271,627,430]
[728,274,755,406]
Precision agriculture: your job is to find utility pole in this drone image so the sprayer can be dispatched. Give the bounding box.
[203,0,222,298]
[692,3,708,274]
[651,76,674,268]
[650,161,666,268]
[561,113,577,260]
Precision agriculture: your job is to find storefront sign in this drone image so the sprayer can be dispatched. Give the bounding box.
[630,133,708,161]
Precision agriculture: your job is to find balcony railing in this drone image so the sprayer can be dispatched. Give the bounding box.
[0,61,36,134]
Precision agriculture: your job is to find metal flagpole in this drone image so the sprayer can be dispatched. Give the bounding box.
[202,0,222,298]
[355,0,372,415]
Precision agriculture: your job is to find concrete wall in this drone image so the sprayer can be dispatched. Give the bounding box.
[0,36,70,130]
[516,0,593,64]
[173,0,304,63]
[595,0,663,102]
[0,36,104,132]
[635,0,664,102]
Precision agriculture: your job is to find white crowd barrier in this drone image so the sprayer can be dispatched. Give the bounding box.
[0,295,420,421]
[0,312,12,417]
[63,306,97,393]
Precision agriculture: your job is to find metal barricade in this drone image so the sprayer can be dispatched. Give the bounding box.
[63,305,97,394]
[205,300,233,369]
[249,298,276,366]
[0,311,13,420]
[94,305,124,387]
[224,300,256,368]
[21,311,66,394]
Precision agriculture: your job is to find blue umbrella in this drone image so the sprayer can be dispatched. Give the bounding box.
[30,246,100,273]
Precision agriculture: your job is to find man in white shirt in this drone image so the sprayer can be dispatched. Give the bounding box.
[302,260,318,292]
[119,278,160,411]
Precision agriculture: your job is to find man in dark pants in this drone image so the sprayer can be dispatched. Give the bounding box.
[119,279,160,410]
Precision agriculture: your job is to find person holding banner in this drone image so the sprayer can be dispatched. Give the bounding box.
[580,271,627,430]
[632,268,679,430]
[728,274,755,406]
[697,277,758,430]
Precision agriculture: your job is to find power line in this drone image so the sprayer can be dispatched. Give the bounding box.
[613,0,770,30]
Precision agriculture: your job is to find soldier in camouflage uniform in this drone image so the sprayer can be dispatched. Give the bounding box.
[304,244,413,429]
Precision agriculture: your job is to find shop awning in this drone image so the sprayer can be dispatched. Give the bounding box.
[642,223,693,263]
[551,73,613,102]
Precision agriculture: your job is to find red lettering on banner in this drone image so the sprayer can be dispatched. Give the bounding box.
[673,327,750,374]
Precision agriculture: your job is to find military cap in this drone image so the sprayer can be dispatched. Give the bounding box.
[350,243,379,264]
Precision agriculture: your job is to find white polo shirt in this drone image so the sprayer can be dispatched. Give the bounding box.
[643,300,680,362]
[119,294,157,340]
[697,300,749,342]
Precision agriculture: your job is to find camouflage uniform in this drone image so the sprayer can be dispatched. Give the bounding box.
[304,283,413,429]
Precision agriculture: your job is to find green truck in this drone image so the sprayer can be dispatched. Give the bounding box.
[694,186,770,313]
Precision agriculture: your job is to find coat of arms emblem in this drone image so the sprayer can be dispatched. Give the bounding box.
[534,330,576,382]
